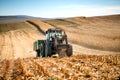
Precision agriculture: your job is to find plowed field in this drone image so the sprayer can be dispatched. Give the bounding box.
[0,15,120,80]
[0,55,120,80]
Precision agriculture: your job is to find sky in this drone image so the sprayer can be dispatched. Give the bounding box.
[0,0,120,18]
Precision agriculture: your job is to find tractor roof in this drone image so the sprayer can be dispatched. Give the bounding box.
[46,28,63,33]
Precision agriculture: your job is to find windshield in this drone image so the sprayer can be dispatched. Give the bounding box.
[56,31,62,36]
[48,31,62,38]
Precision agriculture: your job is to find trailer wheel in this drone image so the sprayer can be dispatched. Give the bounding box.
[36,41,45,57]
[36,50,40,57]
[40,42,45,57]
[66,45,73,57]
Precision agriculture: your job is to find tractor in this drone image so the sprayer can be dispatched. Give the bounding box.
[33,28,73,57]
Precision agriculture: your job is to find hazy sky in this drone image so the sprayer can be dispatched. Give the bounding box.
[0,0,120,18]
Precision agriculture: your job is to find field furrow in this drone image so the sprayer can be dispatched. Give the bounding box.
[4,60,14,80]
[0,60,8,79]
[0,34,5,57]
[12,59,24,80]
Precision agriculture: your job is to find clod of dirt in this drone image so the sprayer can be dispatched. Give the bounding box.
[84,74,91,78]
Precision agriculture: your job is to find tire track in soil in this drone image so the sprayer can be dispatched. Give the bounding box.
[0,33,12,59]
[13,31,28,59]
[8,32,15,60]
[0,33,15,79]
[0,34,5,58]
[20,31,36,57]
[23,29,45,40]
[0,34,6,59]
[2,32,14,60]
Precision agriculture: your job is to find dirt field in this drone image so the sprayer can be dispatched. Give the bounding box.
[0,55,120,80]
[0,15,120,79]
[0,22,45,59]
[43,15,120,52]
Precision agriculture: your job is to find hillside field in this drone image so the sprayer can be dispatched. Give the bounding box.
[0,15,120,79]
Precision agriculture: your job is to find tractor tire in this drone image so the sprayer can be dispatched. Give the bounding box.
[66,44,73,57]
[36,50,40,57]
[40,42,45,57]
[45,44,52,57]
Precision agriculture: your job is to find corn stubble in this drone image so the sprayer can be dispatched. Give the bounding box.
[0,54,119,80]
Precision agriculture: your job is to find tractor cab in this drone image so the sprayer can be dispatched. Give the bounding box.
[46,29,64,41]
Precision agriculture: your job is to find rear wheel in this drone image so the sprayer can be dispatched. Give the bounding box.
[45,44,52,57]
[66,44,73,57]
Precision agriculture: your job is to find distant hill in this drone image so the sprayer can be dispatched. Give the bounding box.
[0,14,120,24]
[0,15,49,24]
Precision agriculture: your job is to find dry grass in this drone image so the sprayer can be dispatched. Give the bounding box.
[0,22,32,33]
[0,54,119,80]
[43,17,120,52]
